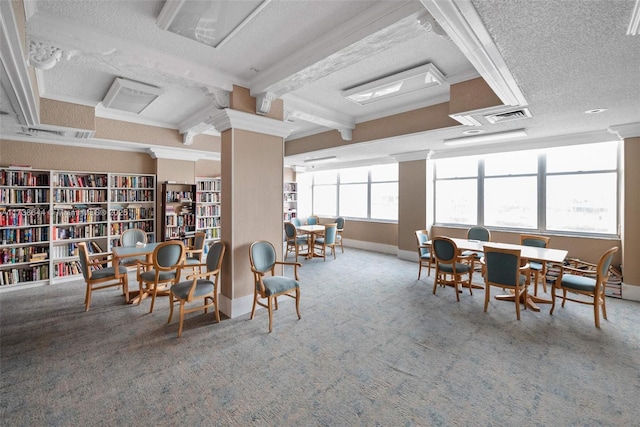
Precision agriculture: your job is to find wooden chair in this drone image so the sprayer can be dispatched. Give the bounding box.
[481,246,530,320]
[461,226,491,262]
[249,240,301,333]
[335,216,345,253]
[284,221,308,262]
[431,237,475,301]
[136,240,185,313]
[168,241,226,337]
[77,242,129,311]
[550,247,618,328]
[183,231,206,274]
[119,228,147,267]
[306,215,319,225]
[520,234,551,296]
[415,230,433,279]
[313,223,338,261]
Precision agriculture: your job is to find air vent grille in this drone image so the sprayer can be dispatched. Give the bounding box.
[485,108,532,124]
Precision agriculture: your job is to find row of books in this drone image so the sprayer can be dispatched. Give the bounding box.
[197,180,221,191]
[52,173,108,188]
[166,191,193,203]
[1,227,49,244]
[0,170,49,187]
[51,224,107,240]
[0,208,50,227]
[0,265,49,285]
[1,246,48,264]
[109,189,154,202]
[109,207,154,221]
[110,175,154,189]
[196,205,220,217]
[1,188,49,204]
[52,261,83,278]
[52,207,108,224]
[52,189,107,203]
[110,221,154,235]
[197,193,221,203]
[165,214,195,226]
[197,217,220,228]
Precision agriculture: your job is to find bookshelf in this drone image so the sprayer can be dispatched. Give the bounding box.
[283,181,297,221]
[0,168,51,287]
[108,174,156,248]
[196,177,221,246]
[0,168,157,290]
[161,182,196,242]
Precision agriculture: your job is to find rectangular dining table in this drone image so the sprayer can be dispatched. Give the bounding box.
[112,242,163,304]
[297,224,325,259]
[434,237,568,311]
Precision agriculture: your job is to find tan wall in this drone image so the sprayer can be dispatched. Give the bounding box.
[230,85,284,121]
[449,77,503,114]
[195,159,221,177]
[284,167,295,182]
[431,226,622,267]
[316,217,397,247]
[39,99,95,131]
[398,160,427,252]
[623,138,640,286]
[0,139,155,173]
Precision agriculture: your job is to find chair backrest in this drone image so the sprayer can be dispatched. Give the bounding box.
[336,216,345,230]
[596,247,618,285]
[120,228,147,247]
[484,246,521,287]
[284,221,296,239]
[205,240,226,272]
[190,232,206,260]
[432,237,457,263]
[77,242,91,280]
[520,234,550,248]
[307,216,319,225]
[468,226,491,242]
[154,241,185,270]
[249,240,277,274]
[323,223,338,244]
[291,217,302,227]
[415,230,430,257]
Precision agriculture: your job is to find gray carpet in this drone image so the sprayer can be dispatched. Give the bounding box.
[1,248,639,426]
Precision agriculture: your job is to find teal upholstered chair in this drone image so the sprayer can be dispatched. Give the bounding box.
[432,237,475,301]
[168,241,226,337]
[415,229,433,279]
[184,232,206,273]
[249,240,301,333]
[306,215,319,225]
[551,247,618,328]
[520,234,551,296]
[284,221,308,262]
[77,242,129,311]
[313,223,337,261]
[119,228,148,266]
[291,217,303,227]
[481,246,530,320]
[136,240,185,313]
[461,226,491,260]
[335,216,345,253]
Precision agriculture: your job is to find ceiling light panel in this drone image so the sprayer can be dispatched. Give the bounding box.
[343,63,446,106]
[102,78,164,114]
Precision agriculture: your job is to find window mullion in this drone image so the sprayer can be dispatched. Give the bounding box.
[538,153,546,231]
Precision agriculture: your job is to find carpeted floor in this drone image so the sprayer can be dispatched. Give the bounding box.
[1,247,639,426]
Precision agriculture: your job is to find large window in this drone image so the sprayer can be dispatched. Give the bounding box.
[434,142,619,236]
[302,163,398,221]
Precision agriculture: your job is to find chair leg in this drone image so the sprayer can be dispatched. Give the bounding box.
[268,296,274,333]
[149,284,159,314]
[484,285,490,313]
[594,296,600,328]
[250,290,258,319]
[178,301,185,337]
[122,276,129,303]
[601,291,608,320]
[85,284,92,312]
[514,286,521,320]
[418,262,422,280]
[295,288,301,320]
[432,269,439,295]
[167,293,175,323]
[454,277,460,302]
[213,295,220,323]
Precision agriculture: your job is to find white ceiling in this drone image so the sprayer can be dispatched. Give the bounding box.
[1,0,639,169]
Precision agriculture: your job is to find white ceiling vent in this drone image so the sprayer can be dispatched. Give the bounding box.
[485,108,532,124]
[20,126,95,139]
[102,78,163,114]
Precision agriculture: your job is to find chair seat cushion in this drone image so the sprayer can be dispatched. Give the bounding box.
[560,274,596,292]
[92,265,128,279]
[295,237,308,243]
[461,250,483,259]
[121,255,145,266]
[171,279,214,299]
[420,253,431,260]
[262,276,299,296]
[185,258,201,265]
[140,269,177,282]
[438,262,471,273]
[529,261,543,271]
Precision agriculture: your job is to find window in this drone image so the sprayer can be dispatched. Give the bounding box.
[434,142,619,236]
[302,163,398,221]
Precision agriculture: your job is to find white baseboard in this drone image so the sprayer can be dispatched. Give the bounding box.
[219,292,254,319]
[342,238,397,255]
[397,249,417,262]
[622,282,640,301]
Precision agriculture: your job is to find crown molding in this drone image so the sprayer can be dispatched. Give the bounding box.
[211,108,298,138]
[627,0,640,35]
[147,146,220,162]
[0,0,39,125]
[420,0,527,107]
[392,150,433,162]
[609,122,640,139]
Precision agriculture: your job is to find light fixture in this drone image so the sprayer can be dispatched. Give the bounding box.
[303,156,338,165]
[157,0,270,48]
[462,129,485,135]
[443,129,527,146]
[102,78,164,114]
[585,108,607,114]
[343,63,445,106]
